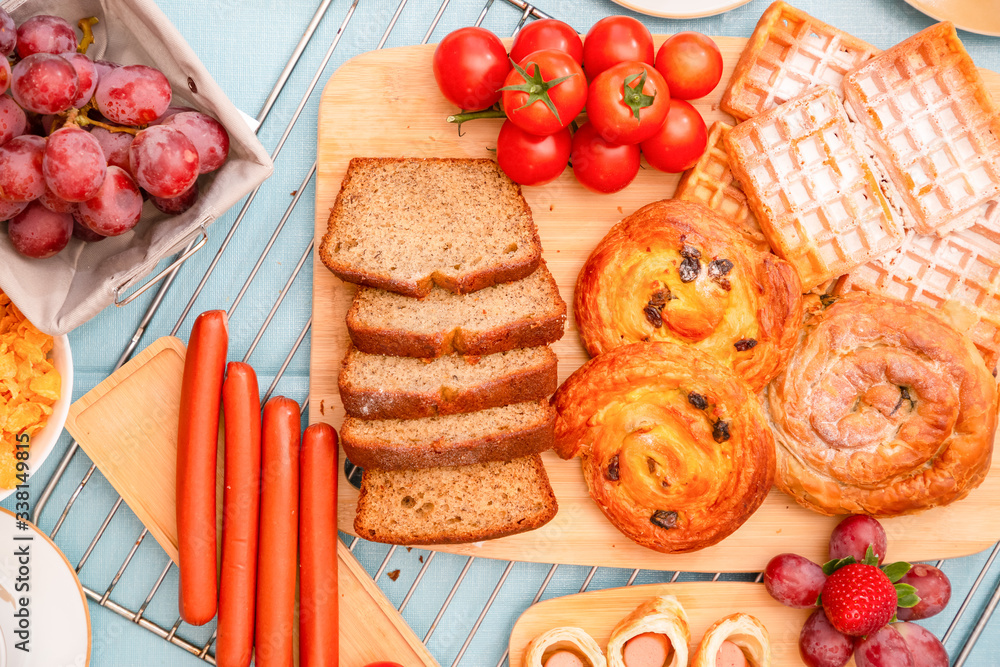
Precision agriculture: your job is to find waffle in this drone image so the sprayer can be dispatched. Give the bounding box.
[674,121,769,251]
[721,1,878,122]
[843,22,1000,237]
[836,210,1000,372]
[726,85,905,290]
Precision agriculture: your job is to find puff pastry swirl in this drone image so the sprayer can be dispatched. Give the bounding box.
[524,626,607,667]
[606,596,690,667]
[553,342,776,553]
[766,292,998,516]
[575,199,802,391]
[691,613,771,667]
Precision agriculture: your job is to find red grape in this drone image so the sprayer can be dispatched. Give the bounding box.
[151,105,196,125]
[72,218,105,242]
[764,554,826,608]
[0,8,15,57]
[75,166,142,237]
[7,201,72,258]
[894,623,949,667]
[0,135,46,202]
[62,53,98,108]
[0,58,10,96]
[95,64,171,125]
[129,125,199,198]
[89,126,135,173]
[854,625,915,667]
[150,183,198,215]
[829,515,888,564]
[43,126,107,202]
[92,59,119,82]
[38,184,76,214]
[895,564,951,621]
[16,15,76,59]
[0,199,27,220]
[11,53,78,115]
[0,95,27,145]
[799,609,854,667]
[161,112,229,173]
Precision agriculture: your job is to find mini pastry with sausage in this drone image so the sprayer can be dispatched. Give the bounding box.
[606,596,690,667]
[524,627,608,667]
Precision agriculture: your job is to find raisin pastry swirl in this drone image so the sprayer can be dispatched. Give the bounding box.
[553,342,776,553]
[575,199,802,392]
[766,292,998,516]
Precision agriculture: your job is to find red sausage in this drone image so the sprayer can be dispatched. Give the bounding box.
[255,396,301,667]
[299,423,339,667]
[216,363,261,667]
[176,309,228,626]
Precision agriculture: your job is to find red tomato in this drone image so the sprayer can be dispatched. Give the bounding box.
[362,663,404,667]
[571,121,641,193]
[654,32,723,100]
[510,19,584,64]
[433,27,511,110]
[496,120,571,186]
[640,99,708,173]
[587,61,670,145]
[501,50,587,135]
[582,16,654,80]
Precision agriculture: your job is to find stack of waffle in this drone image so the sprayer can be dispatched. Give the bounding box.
[674,1,1000,371]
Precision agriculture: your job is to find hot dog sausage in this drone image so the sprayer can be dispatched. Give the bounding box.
[176,309,228,626]
[216,362,261,667]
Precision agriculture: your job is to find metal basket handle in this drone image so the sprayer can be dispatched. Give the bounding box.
[114,224,209,307]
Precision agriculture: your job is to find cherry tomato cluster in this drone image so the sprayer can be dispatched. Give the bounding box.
[432,17,722,193]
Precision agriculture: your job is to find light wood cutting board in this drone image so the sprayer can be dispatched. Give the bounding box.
[507,583,829,667]
[310,38,1000,572]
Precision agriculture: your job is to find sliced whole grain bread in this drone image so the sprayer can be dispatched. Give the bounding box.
[319,157,542,297]
[341,399,555,470]
[353,454,558,544]
[340,345,558,420]
[347,262,566,358]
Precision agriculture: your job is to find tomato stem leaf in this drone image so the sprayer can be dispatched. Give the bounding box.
[498,57,578,127]
[622,70,656,121]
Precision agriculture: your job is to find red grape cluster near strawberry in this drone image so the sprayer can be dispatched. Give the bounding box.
[432,17,721,193]
[764,515,952,667]
[0,11,230,260]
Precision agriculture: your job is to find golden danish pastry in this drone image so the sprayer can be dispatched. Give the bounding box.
[606,596,690,667]
[691,613,771,667]
[766,292,998,516]
[553,342,776,553]
[524,626,608,667]
[575,199,803,392]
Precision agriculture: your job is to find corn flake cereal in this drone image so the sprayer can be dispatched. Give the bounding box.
[0,289,60,488]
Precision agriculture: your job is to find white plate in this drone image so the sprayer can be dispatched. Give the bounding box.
[610,0,752,19]
[0,508,90,666]
[0,335,72,503]
[903,0,1000,37]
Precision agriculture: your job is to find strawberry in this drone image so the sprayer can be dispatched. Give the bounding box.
[821,563,899,636]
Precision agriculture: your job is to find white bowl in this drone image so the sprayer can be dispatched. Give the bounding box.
[0,335,72,503]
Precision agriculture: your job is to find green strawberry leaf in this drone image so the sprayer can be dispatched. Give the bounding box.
[895,582,921,608]
[822,556,856,576]
[863,545,880,566]
[881,561,911,583]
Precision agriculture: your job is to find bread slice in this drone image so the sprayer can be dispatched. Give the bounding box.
[341,399,555,470]
[319,157,542,297]
[347,262,567,358]
[340,345,558,419]
[353,454,558,544]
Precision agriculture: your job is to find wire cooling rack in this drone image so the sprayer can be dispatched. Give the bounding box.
[30,0,1000,665]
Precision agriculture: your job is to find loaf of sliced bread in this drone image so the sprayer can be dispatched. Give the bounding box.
[354,454,558,544]
[340,345,558,419]
[347,262,566,358]
[319,157,542,297]
[341,399,555,470]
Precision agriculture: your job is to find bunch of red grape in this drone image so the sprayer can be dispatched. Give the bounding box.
[0,11,230,259]
[764,516,952,667]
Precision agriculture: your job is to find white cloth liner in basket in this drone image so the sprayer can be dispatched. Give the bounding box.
[0,0,273,335]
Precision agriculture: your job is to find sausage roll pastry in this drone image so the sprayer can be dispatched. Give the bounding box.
[606,596,690,667]
[553,342,776,553]
[524,626,608,667]
[691,613,771,667]
[575,199,802,392]
[766,292,998,516]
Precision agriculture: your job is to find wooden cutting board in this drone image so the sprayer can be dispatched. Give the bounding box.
[309,38,1000,572]
[506,582,828,667]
